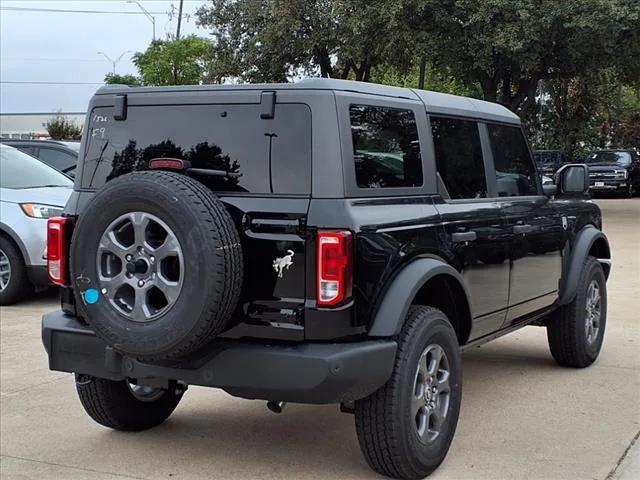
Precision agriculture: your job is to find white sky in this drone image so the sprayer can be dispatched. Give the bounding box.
[0,0,207,113]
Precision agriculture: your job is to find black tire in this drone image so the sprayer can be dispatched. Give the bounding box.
[355,306,462,479]
[71,171,243,360]
[75,375,183,431]
[0,235,33,305]
[547,256,607,368]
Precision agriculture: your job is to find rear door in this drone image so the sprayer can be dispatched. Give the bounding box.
[484,123,564,325]
[430,116,512,340]
[81,93,312,340]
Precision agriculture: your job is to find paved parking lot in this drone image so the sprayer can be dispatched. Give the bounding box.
[1,199,638,480]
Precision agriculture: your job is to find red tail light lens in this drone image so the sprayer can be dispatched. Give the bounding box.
[317,230,353,307]
[47,217,71,286]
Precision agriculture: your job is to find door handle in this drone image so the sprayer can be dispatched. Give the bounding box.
[513,224,533,234]
[451,231,477,243]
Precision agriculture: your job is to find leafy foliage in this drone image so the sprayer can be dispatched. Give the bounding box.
[46,115,82,140]
[104,73,142,86]
[133,36,213,86]
[196,0,408,82]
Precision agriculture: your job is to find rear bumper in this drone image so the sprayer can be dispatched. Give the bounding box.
[42,310,397,404]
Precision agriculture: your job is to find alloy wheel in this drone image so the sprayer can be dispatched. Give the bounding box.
[96,212,183,322]
[412,344,452,444]
[585,279,601,344]
[0,248,10,292]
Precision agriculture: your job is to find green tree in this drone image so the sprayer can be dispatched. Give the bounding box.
[46,115,82,140]
[196,0,407,82]
[104,73,142,86]
[403,0,640,114]
[133,36,213,86]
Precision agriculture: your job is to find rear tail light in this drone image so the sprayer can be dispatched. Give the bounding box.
[47,217,72,286]
[317,230,353,307]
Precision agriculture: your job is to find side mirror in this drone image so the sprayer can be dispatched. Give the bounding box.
[554,164,589,196]
[540,174,557,197]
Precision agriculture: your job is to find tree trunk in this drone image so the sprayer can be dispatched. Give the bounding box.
[418,55,427,89]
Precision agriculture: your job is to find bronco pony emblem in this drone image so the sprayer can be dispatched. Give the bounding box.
[273,250,294,278]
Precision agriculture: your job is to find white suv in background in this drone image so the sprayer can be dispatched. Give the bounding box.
[0,144,72,304]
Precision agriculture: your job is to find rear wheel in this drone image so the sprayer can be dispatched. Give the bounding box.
[75,375,184,431]
[355,306,462,479]
[0,236,33,305]
[547,256,607,367]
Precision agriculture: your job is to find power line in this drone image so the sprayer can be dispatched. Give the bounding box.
[0,6,165,15]
[1,81,104,85]
[3,58,106,63]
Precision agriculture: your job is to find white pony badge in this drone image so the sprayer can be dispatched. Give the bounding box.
[273,250,294,278]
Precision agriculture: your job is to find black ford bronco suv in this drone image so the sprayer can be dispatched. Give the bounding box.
[43,79,611,479]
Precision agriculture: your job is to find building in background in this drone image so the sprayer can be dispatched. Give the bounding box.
[0,112,86,139]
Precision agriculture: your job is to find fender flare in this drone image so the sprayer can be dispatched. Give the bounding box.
[368,258,471,337]
[558,226,611,306]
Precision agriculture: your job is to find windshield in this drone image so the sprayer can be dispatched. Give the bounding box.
[587,151,632,166]
[0,145,73,189]
[534,151,560,164]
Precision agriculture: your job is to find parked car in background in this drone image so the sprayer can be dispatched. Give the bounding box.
[586,149,640,197]
[533,150,569,176]
[0,139,79,178]
[0,144,72,304]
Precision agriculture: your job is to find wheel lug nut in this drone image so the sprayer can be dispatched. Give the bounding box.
[150,256,155,263]
[138,280,145,287]
[126,254,132,261]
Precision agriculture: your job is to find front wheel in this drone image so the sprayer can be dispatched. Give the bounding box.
[355,306,462,479]
[75,375,184,431]
[0,236,33,306]
[547,256,607,368]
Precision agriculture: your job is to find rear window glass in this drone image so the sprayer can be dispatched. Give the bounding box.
[82,103,312,194]
[349,105,423,189]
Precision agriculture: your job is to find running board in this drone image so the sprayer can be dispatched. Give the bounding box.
[461,306,554,353]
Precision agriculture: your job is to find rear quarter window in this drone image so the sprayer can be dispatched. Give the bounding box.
[349,105,423,189]
[82,103,312,195]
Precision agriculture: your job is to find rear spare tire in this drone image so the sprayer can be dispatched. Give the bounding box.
[71,171,242,360]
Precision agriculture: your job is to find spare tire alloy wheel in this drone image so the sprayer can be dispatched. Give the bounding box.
[71,171,243,360]
[97,212,183,322]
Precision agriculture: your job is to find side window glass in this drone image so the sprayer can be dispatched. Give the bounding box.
[37,147,76,170]
[349,105,423,189]
[488,124,539,196]
[431,117,487,199]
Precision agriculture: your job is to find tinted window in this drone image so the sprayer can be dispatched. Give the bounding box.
[488,124,538,196]
[431,117,486,199]
[0,145,72,189]
[349,105,422,189]
[587,151,632,166]
[37,147,77,170]
[14,146,36,156]
[83,104,311,194]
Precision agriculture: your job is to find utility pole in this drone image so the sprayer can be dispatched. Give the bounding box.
[176,0,184,40]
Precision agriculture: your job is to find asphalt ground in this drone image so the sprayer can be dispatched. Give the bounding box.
[1,198,638,480]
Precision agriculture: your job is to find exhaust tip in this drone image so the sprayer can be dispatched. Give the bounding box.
[267,401,286,414]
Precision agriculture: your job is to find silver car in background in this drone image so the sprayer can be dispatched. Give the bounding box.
[0,144,72,304]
